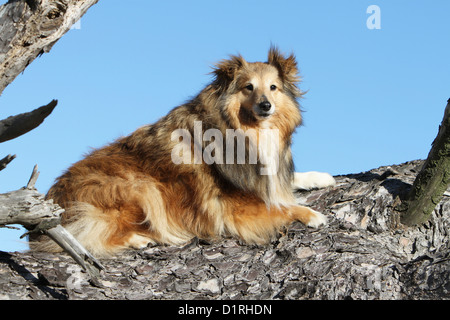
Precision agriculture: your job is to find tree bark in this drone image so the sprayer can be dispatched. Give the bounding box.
[0,0,99,96]
[1,161,448,300]
[398,99,450,225]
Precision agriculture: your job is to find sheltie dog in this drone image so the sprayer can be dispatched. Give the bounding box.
[31,47,335,257]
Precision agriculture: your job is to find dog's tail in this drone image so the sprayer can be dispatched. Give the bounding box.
[29,203,121,257]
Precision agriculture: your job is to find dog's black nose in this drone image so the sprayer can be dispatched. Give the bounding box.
[259,101,271,112]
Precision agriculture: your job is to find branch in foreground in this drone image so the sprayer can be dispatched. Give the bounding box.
[397,99,450,225]
[0,100,57,143]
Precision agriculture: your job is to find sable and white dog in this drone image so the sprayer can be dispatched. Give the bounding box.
[31,47,335,257]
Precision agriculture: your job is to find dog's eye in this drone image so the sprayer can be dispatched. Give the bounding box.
[270,85,277,91]
[245,84,254,91]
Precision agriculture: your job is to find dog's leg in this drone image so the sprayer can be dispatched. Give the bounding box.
[224,196,327,244]
[288,204,327,228]
[292,171,336,190]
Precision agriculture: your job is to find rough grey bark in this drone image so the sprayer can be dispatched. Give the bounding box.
[0,188,62,227]
[397,99,450,226]
[0,0,99,95]
[1,160,448,300]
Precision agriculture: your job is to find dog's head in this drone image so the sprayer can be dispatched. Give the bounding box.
[212,47,303,128]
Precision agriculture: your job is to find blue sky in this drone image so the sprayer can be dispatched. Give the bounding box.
[1,1,449,251]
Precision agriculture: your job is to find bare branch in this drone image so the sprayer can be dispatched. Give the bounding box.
[45,225,104,279]
[0,99,57,143]
[0,188,63,228]
[0,154,16,171]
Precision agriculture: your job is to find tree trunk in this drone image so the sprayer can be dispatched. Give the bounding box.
[397,99,450,226]
[1,161,448,300]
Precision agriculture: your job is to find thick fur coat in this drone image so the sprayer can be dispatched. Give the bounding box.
[31,48,332,257]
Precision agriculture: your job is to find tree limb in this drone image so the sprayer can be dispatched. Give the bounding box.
[0,0,100,96]
[45,225,104,279]
[0,188,62,227]
[397,98,450,225]
[0,99,57,143]
[0,154,16,171]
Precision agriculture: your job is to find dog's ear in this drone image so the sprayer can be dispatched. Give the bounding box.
[212,54,247,84]
[267,46,300,84]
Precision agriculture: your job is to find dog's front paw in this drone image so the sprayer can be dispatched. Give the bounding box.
[306,209,328,228]
[292,171,336,191]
